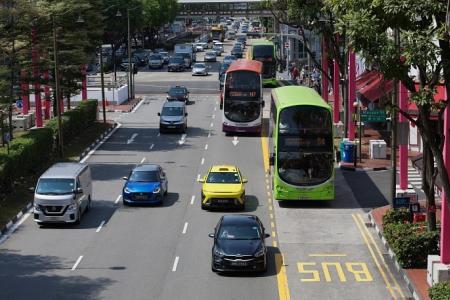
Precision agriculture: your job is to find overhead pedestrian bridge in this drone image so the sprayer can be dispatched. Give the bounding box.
[177,0,272,18]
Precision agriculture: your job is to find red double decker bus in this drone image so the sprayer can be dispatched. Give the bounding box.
[221,59,264,134]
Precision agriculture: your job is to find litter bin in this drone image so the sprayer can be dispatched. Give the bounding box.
[340,141,355,163]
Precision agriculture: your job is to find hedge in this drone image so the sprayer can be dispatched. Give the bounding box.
[383,222,439,268]
[382,208,410,226]
[0,127,53,192]
[429,282,450,300]
[46,100,98,144]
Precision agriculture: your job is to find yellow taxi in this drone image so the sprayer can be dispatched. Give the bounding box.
[198,165,247,210]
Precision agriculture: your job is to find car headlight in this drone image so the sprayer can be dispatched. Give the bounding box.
[153,187,161,194]
[214,247,225,257]
[124,187,131,193]
[254,248,265,257]
[33,203,41,211]
[67,203,77,211]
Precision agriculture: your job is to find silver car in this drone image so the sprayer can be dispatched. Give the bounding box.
[192,63,209,76]
[148,54,164,69]
[204,51,217,62]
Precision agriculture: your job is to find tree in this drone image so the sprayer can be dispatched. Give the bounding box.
[324,0,450,230]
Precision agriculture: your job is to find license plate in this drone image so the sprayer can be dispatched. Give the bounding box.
[47,216,60,221]
[216,199,231,203]
[135,195,147,200]
[231,261,247,266]
[299,195,310,200]
[167,126,175,128]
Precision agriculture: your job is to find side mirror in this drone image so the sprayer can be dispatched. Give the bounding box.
[29,187,35,194]
[197,178,205,183]
[264,233,270,238]
[242,178,248,183]
[208,233,215,238]
[75,187,83,194]
[157,112,161,116]
[122,176,128,180]
[269,153,275,166]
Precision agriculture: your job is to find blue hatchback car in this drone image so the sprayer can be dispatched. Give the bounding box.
[122,164,168,205]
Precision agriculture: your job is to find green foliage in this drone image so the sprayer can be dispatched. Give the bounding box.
[382,208,410,226]
[0,128,53,192]
[46,100,98,143]
[429,282,450,300]
[383,222,439,268]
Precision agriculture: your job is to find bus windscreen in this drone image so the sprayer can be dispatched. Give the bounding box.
[253,45,273,58]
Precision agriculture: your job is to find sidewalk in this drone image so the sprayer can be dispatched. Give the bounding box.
[98,98,141,113]
[369,203,442,300]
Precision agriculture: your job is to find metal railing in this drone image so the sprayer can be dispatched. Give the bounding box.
[86,74,127,88]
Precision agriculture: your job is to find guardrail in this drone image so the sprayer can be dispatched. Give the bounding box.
[87,74,127,88]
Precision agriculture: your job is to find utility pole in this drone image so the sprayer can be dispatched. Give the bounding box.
[391,28,400,202]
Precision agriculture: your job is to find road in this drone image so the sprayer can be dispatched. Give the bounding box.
[0,38,411,300]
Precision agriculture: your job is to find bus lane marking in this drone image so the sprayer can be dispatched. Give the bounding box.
[352,214,397,299]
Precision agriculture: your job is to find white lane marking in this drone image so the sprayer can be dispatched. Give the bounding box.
[215,101,219,105]
[80,123,122,163]
[72,255,83,271]
[140,157,146,163]
[201,158,205,165]
[205,144,208,150]
[127,133,138,144]
[232,136,239,146]
[214,107,217,111]
[172,256,180,272]
[150,143,154,150]
[179,134,187,145]
[207,132,211,138]
[190,195,195,205]
[182,222,189,234]
[0,210,31,245]
[130,99,144,113]
[212,114,215,119]
[115,195,122,204]
[197,174,201,181]
[96,220,105,233]
[157,133,160,137]
[210,122,214,127]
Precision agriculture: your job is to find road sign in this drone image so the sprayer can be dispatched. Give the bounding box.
[16,99,23,109]
[393,197,410,209]
[360,110,386,122]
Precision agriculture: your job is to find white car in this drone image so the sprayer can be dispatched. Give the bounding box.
[192,63,209,76]
[195,43,204,52]
[204,51,217,62]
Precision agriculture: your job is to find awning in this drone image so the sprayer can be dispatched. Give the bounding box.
[356,70,393,102]
[356,70,379,90]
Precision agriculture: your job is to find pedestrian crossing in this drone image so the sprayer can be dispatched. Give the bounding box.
[403,166,441,198]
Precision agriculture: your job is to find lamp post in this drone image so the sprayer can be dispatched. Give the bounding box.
[353,100,362,164]
[52,14,84,157]
[99,49,106,123]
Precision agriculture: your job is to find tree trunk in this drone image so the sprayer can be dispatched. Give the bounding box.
[66,92,70,110]
[423,142,437,231]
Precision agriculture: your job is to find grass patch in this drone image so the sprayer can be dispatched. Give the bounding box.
[0,121,113,229]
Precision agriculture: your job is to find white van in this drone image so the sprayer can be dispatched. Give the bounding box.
[33,163,92,225]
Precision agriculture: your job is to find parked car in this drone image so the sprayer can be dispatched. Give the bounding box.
[223,55,237,65]
[158,101,188,133]
[148,53,164,69]
[168,56,185,72]
[33,163,92,225]
[159,51,170,64]
[204,51,217,62]
[209,214,269,273]
[122,164,168,205]
[192,62,209,76]
[167,85,189,102]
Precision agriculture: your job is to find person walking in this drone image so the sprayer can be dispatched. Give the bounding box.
[292,66,300,84]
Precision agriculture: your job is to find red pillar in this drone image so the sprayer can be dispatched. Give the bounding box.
[44,70,50,119]
[348,50,356,141]
[321,37,328,102]
[32,27,43,127]
[333,60,340,123]
[441,95,450,264]
[81,65,87,100]
[20,69,29,115]
[399,83,408,189]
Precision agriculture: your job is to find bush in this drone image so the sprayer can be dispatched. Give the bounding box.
[384,222,439,268]
[47,100,98,144]
[0,127,53,192]
[429,282,450,300]
[382,208,410,226]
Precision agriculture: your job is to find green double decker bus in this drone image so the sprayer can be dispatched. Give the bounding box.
[249,40,277,86]
[269,86,335,201]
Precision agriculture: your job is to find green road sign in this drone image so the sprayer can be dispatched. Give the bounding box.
[360,110,386,122]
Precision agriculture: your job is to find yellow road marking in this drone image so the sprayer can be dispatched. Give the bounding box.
[261,123,269,172]
[267,191,271,197]
[273,240,278,247]
[272,231,276,238]
[268,198,272,204]
[275,253,291,300]
[356,214,405,298]
[309,253,347,257]
[352,214,397,299]
[269,206,273,211]
[271,221,275,228]
[270,213,274,219]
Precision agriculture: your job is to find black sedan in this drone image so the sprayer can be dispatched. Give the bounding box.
[231,47,243,58]
[167,86,189,103]
[209,214,269,273]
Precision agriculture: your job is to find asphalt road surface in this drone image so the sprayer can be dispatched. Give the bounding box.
[0,38,412,300]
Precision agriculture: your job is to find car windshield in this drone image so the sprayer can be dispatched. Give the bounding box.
[36,178,75,195]
[128,171,159,182]
[149,55,161,60]
[194,63,205,68]
[206,172,240,183]
[169,57,183,63]
[218,224,260,240]
[160,52,168,56]
[169,87,186,95]
[161,106,183,116]
[206,52,216,56]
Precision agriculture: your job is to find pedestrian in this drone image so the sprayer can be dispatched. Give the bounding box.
[292,66,300,84]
